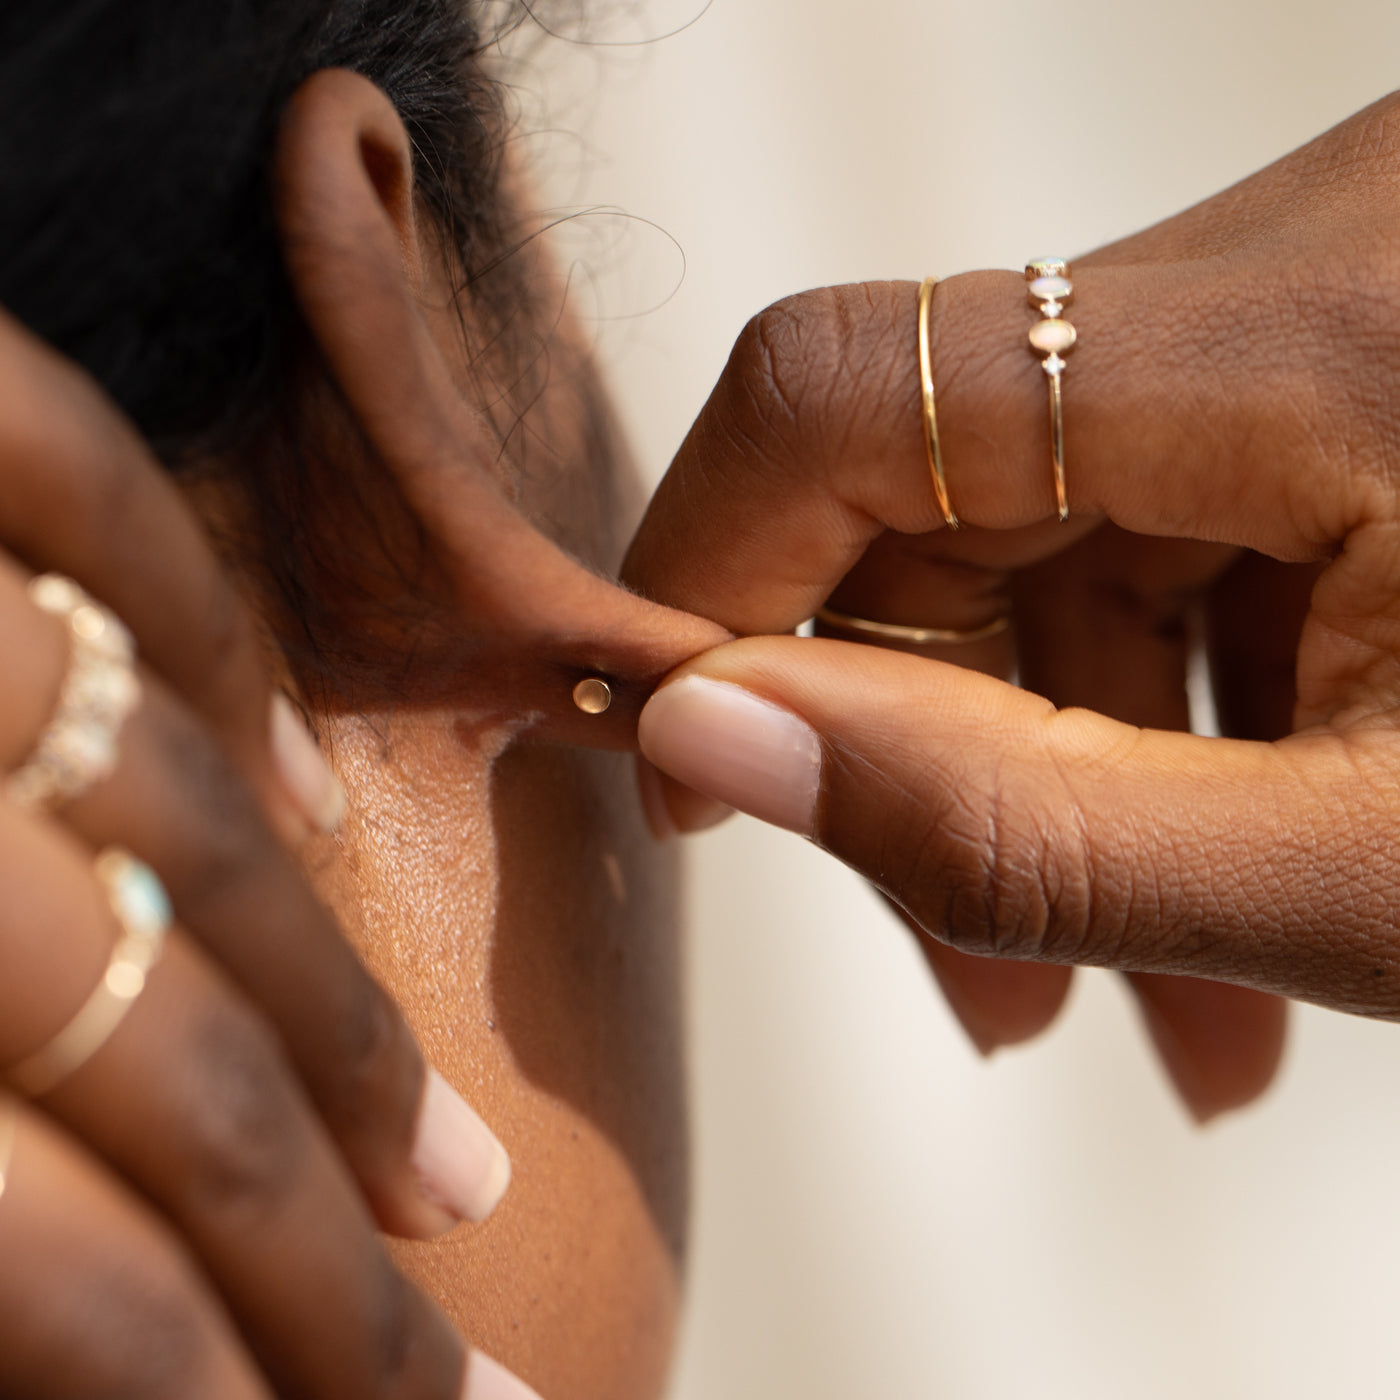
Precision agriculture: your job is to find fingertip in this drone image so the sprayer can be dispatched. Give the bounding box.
[635,756,676,840]
[1129,975,1289,1124]
[268,692,346,837]
[638,756,734,839]
[409,1068,512,1232]
[909,925,1074,1055]
[638,675,819,836]
[463,1350,546,1400]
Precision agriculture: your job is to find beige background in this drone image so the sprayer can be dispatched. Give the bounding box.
[515,3,1400,1396]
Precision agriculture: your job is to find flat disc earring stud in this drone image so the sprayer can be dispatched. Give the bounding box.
[572,677,613,715]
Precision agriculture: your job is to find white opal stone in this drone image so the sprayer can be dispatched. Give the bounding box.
[1029,318,1077,354]
[1028,275,1072,304]
[104,854,172,939]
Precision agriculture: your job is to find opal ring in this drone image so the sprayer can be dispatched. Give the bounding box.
[6,849,172,1097]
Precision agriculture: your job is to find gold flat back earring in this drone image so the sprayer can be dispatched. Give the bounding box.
[572,677,613,714]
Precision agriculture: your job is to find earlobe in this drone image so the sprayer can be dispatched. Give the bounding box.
[270,69,728,748]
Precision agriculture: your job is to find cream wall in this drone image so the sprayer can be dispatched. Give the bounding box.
[519,4,1400,1396]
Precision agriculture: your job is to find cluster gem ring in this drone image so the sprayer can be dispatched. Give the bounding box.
[6,574,142,812]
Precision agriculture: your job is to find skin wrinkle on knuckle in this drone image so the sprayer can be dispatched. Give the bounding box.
[885,752,1064,963]
[743,289,856,450]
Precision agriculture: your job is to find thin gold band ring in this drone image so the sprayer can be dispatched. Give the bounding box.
[918,276,958,531]
[815,605,1010,646]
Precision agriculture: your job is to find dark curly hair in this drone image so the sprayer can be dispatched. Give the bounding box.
[0,0,514,460]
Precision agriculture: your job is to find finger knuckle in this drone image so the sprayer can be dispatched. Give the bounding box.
[355,1262,462,1400]
[76,1252,220,1400]
[319,964,422,1160]
[157,699,270,896]
[173,1001,308,1227]
[187,570,263,712]
[725,289,846,452]
[909,755,1099,965]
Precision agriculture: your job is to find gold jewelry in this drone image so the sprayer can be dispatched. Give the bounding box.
[1025,258,1076,522]
[918,277,958,531]
[6,574,141,811]
[0,1100,16,1205]
[815,605,1009,646]
[572,677,613,714]
[7,849,170,1098]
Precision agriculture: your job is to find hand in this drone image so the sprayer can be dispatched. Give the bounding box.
[624,90,1400,1121]
[0,312,517,1400]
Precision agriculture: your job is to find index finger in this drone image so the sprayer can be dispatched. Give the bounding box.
[623,267,1357,638]
[0,310,305,833]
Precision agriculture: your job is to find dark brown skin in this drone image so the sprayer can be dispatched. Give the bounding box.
[227,70,723,1399]
[626,89,1400,1123]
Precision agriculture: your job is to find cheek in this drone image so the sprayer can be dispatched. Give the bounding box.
[309,708,687,1400]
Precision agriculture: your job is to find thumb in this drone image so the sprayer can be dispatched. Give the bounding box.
[637,635,1400,1017]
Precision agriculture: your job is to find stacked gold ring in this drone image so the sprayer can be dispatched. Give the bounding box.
[1025,258,1077,522]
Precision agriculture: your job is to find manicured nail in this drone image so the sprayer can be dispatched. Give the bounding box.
[269,693,346,833]
[462,1350,545,1400]
[638,676,821,837]
[413,1068,512,1226]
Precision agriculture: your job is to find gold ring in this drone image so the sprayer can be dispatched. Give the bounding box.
[1025,258,1076,522]
[918,277,958,531]
[0,1099,16,1206]
[6,574,142,812]
[7,849,171,1098]
[815,605,1010,646]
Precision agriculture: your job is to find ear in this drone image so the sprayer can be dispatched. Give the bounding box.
[270,68,727,747]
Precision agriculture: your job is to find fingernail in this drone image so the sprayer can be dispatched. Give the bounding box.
[637,757,734,839]
[463,1350,545,1400]
[638,676,820,837]
[413,1068,512,1226]
[269,693,346,833]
